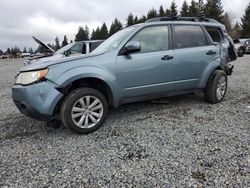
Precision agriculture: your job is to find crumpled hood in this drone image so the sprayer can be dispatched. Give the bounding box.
[20,52,105,72]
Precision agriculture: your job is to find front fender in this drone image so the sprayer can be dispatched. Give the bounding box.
[47,66,120,105]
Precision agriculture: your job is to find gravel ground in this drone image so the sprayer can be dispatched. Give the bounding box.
[0,56,249,187]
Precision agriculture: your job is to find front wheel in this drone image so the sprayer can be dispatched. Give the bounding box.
[60,87,108,134]
[238,48,244,57]
[204,70,228,104]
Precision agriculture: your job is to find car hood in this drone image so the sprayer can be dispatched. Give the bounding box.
[20,52,105,72]
[33,36,55,53]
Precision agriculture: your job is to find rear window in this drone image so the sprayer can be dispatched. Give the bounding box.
[206,27,223,43]
[174,25,206,49]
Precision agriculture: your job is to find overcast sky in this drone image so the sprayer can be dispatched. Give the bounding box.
[0,0,249,51]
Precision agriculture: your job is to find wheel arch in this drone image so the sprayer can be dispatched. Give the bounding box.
[198,58,226,89]
[63,77,115,107]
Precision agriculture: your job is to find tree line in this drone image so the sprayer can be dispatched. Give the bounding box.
[1,0,250,55]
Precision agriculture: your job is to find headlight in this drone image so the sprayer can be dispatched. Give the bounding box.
[15,68,48,85]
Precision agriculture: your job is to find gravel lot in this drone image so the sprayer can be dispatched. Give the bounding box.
[0,56,249,187]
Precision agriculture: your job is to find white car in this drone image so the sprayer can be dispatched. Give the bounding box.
[25,37,103,65]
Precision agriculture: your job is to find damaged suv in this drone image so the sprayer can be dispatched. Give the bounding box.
[12,17,237,134]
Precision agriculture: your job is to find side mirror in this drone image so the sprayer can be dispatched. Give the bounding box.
[63,50,71,57]
[125,41,141,54]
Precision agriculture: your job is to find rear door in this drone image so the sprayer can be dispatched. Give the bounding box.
[205,26,236,62]
[173,24,219,90]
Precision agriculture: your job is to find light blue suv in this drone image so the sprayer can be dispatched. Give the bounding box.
[12,17,237,134]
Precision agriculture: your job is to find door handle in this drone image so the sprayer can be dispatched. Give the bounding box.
[161,55,174,60]
[206,51,216,55]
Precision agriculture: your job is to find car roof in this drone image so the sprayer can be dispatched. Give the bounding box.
[144,21,223,27]
[135,17,225,29]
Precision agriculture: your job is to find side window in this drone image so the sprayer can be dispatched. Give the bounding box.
[174,25,206,49]
[70,43,83,54]
[90,41,103,52]
[205,27,223,43]
[130,26,169,53]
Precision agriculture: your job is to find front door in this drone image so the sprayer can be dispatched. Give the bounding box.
[116,25,175,99]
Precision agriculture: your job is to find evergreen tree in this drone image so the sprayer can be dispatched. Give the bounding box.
[75,26,89,42]
[223,12,232,34]
[204,0,224,23]
[85,25,90,40]
[159,6,165,17]
[170,1,178,16]
[109,18,123,36]
[91,29,96,40]
[55,36,60,50]
[7,48,11,54]
[147,8,158,19]
[165,9,171,16]
[23,47,27,53]
[231,22,241,39]
[181,0,189,17]
[198,0,204,15]
[134,16,138,24]
[61,35,69,47]
[241,3,250,38]
[189,0,199,16]
[137,15,147,23]
[100,23,109,39]
[93,27,101,40]
[13,46,20,53]
[28,48,33,54]
[0,49,3,56]
[70,40,73,43]
[127,13,134,26]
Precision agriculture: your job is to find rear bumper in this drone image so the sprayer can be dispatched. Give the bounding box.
[12,81,63,121]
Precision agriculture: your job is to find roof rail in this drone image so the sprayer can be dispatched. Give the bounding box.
[146,16,219,23]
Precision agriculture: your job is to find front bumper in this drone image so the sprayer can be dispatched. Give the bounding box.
[245,46,250,53]
[12,81,63,121]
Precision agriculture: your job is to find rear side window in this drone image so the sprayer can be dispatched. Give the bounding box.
[174,25,206,49]
[206,27,223,43]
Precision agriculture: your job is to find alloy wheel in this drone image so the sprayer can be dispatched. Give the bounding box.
[216,76,227,100]
[71,96,103,128]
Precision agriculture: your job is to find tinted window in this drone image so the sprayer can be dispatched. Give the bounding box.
[90,41,103,52]
[131,26,168,53]
[206,27,223,43]
[70,43,83,54]
[174,25,206,49]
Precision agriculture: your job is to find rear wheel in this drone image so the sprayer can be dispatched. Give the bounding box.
[204,70,228,104]
[60,87,108,134]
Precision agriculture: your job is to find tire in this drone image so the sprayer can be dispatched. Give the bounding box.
[204,70,228,104]
[60,87,108,134]
[238,48,244,57]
